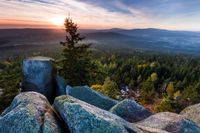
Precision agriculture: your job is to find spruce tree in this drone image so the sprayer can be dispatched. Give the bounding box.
[60,17,92,86]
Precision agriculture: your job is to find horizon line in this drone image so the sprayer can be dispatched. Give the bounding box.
[0,27,200,32]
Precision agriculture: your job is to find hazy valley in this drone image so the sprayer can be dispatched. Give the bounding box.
[1,28,200,60]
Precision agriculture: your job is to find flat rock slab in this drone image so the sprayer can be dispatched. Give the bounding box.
[53,95,143,133]
[0,92,66,133]
[110,99,152,122]
[22,56,56,103]
[66,85,118,110]
[137,112,200,133]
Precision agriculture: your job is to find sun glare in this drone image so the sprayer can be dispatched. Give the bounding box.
[51,17,65,27]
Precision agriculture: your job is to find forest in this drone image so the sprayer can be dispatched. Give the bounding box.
[0,50,200,113]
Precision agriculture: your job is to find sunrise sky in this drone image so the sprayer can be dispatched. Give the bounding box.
[0,0,200,30]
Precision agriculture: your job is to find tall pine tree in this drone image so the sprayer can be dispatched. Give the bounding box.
[60,17,92,86]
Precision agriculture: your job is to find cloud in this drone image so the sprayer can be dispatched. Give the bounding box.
[0,0,148,29]
[0,0,200,30]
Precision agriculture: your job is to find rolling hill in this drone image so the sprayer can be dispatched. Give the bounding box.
[0,28,200,59]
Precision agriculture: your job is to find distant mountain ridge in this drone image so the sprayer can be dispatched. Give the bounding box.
[0,28,200,59]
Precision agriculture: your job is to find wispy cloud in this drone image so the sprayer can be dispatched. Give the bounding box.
[0,0,200,30]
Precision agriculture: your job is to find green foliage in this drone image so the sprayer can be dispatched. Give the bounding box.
[166,82,174,97]
[0,59,21,113]
[182,83,200,105]
[60,17,93,86]
[141,80,155,102]
[155,96,181,112]
[91,84,103,93]
[1,44,200,113]
[156,83,182,113]
[150,72,158,82]
[128,80,136,90]
[102,77,120,99]
[89,51,200,112]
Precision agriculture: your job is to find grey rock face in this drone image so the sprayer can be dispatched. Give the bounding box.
[137,112,200,133]
[110,99,152,122]
[180,103,200,127]
[0,92,66,133]
[55,75,67,96]
[22,56,56,103]
[66,85,118,110]
[53,95,143,133]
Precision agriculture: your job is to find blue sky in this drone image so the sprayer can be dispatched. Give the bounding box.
[0,0,200,30]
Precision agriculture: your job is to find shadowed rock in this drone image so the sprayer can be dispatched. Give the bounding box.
[22,56,56,103]
[137,112,200,133]
[180,103,200,127]
[66,85,118,110]
[55,75,67,96]
[0,92,67,133]
[110,99,152,122]
[53,95,143,133]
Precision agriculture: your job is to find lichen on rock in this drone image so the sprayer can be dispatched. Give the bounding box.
[53,95,143,133]
[110,99,152,122]
[0,92,66,133]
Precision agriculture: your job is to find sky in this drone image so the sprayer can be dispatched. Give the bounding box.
[0,0,200,30]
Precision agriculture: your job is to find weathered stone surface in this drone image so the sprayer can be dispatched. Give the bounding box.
[55,75,67,96]
[137,112,200,133]
[135,125,169,133]
[53,95,143,133]
[0,92,66,133]
[180,103,200,127]
[22,56,56,103]
[66,85,118,110]
[110,99,152,122]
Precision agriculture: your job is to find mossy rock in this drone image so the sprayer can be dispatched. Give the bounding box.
[53,95,143,133]
[110,99,152,122]
[137,112,200,133]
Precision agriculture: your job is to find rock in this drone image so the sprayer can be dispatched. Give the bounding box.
[0,92,67,133]
[66,85,118,110]
[66,85,73,94]
[53,95,143,133]
[137,112,200,133]
[180,103,200,127]
[135,125,169,133]
[22,56,56,103]
[55,75,67,96]
[110,99,152,122]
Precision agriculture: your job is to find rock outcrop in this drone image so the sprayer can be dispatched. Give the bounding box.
[22,56,56,103]
[53,95,143,133]
[137,112,200,133]
[0,92,67,133]
[180,103,200,127]
[66,85,118,110]
[110,99,152,122]
[2,56,200,133]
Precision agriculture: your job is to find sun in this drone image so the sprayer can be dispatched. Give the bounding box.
[51,17,65,27]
